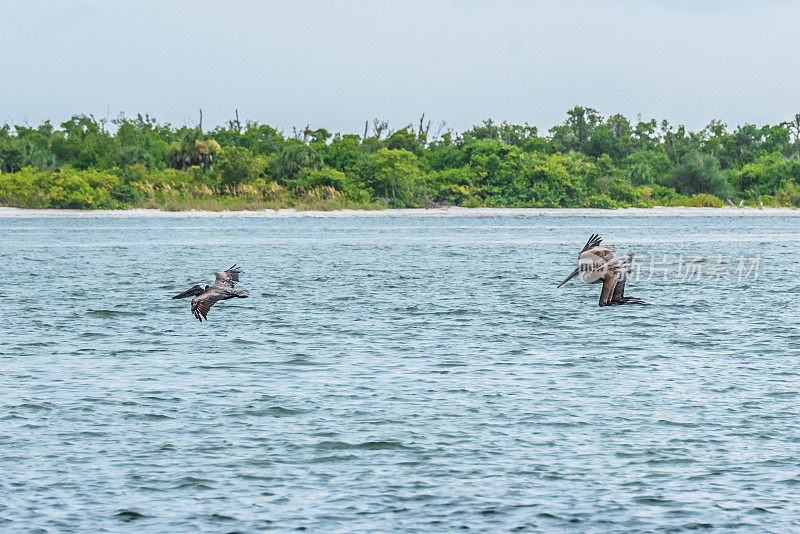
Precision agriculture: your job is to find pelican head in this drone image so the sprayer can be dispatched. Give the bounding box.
[172,284,205,299]
[558,255,601,288]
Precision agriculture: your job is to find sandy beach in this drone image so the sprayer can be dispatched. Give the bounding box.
[1,206,798,218]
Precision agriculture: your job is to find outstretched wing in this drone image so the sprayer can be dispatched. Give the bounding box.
[213,264,241,289]
[611,258,647,305]
[612,269,627,302]
[581,234,603,253]
[191,290,226,322]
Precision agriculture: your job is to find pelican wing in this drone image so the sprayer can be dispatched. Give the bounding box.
[612,269,628,302]
[212,264,241,289]
[191,290,226,322]
[172,285,204,299]
[581,234,603,253]
[607,258,646,305]
[599,271,619,306]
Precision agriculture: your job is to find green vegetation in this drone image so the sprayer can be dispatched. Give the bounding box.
[1,107,800,210]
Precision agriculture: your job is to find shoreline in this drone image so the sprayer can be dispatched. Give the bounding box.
[1,206,798,218]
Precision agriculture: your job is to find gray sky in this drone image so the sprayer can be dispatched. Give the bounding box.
[2,0,798,135]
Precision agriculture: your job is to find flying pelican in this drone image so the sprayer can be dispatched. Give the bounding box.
[557,234,646,306]
[172,264,250,321]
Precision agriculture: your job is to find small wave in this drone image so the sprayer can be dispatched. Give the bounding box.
[357,440,413,450]
[12,402,55,411]
[229,338,260,346]
[315,440,413,451]
[656,419,697,428]
[87,309,140,318]
[115,509,146,522]
[632,496,679,506]
[537,512,561,520]
[269,406,306,416]
[240,406,306,417]
[80,331,110,339]
[281,358,316,366]
[207,513,236,521]
[427,308,471,316]
[315,440,355,451]
[142,396,182,403]
[311,454,358,463]
[645,457,695,465]
[123,413,174,421]
[19,341,55,347]
[174,476,215,490]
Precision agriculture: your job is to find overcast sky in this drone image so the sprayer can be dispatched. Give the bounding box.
[2,0,798,135]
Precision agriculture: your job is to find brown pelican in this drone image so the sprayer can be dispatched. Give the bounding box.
[557,234,645,306]
[172,264,250,321]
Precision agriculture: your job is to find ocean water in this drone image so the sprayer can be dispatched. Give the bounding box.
[2,211,800,532]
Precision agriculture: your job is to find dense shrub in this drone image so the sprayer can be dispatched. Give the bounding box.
[2,108,800,210]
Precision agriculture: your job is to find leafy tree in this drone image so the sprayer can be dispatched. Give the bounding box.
[549,106,603,153]
[513,152,588,207]
[270,141,321,183]
[462,120,538,148]
[304,127,332,149]
[169,139,220,171]
[668,152,733,198]
[51,115,115,169]
[359,148,424,206]
[385,128,422,154]
[632,118,659,150]
[216,146,262,186]
[3,108,800,209]
[114,114,170,169]
[737,153,800,194]
[323,134,362,173]
[430,166,477,205]
[621,150,671,186]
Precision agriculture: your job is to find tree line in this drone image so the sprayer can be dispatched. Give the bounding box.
[1,106,799,210]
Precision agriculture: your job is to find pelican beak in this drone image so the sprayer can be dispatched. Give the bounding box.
[557,267,579,288]
[172,287,196,299]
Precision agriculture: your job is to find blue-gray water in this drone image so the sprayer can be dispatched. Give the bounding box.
[2,212,800,532]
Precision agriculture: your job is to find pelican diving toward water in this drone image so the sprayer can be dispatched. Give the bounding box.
[172,264,250,321]
[557,234,646,306]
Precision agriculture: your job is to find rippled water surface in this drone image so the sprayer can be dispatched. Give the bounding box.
[3,212,800,532]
